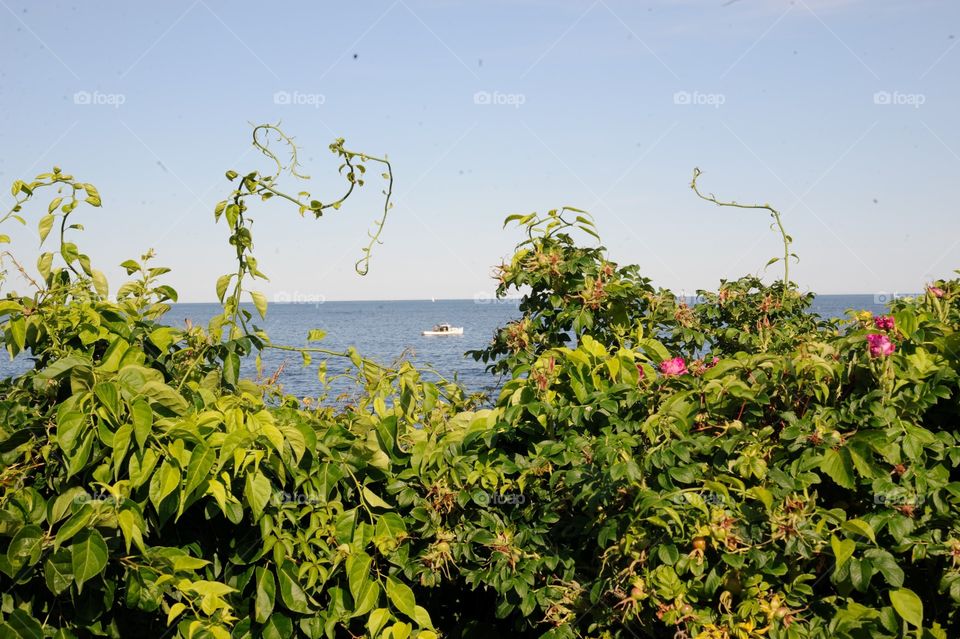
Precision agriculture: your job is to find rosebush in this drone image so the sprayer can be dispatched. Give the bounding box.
[0,131,958,639]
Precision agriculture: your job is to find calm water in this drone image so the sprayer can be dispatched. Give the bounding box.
[0,295,897,400]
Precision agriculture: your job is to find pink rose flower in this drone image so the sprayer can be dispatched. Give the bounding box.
[659,357,688,376]
[928,286,945,298]
[866,333,895,358]
[874,315,895,331]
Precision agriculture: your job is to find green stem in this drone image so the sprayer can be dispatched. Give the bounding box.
[690,168,792,299]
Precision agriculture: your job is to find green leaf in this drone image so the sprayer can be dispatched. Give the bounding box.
[277,562,311,613]
[8,316,26,354]
[215,274,233,302]
[250,291,268,319]
[167,602,187,626]
[842,518,877,544]
[183,445,216,500]
[889,588,923,628]
[71,529,108,592]
[38,213,55,242]
[149,460,181,510]
[263,614,293,639]
[7,525,43,570]
[117,509,144,553]
[347,551,372,602]
[67,432,95,478]
[148,327,178,352]
[367,608,391,638]
[866,549,904,588]
[347,552,379,617]
[225,204,240,227]
[821,448,855,489]
[54,504,94,549]
[140,380,189,415]
[40,355,91,381]
[113,422,132,470]
[307,329,326,342]
[255,567,276,624]
[386,621,411,639]
[94,381,121,420]
[131,399,152,450]
[362,485,393,510]
[831,535,855,570]
[5,610,43,639]
[36,252,53,281]
[223,352,240,387]
[119,259,140,274]
[244,470,272,521]
[83,183,101,206]
[92,269,109,297]
[386,575,417,620]
[44,549,74,595]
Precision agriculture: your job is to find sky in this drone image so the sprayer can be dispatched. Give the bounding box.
[0,0,958,302]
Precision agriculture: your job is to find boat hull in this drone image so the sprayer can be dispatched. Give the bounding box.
[422,328,464,336]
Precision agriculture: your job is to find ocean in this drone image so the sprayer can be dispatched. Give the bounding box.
[0,295,896,400]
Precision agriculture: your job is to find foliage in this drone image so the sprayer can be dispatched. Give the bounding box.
[1,131,959,639]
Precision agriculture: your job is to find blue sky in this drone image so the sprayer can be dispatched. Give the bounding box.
[1,0,958,301]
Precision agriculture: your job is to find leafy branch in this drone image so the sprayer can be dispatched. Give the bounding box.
[209,124,396,388]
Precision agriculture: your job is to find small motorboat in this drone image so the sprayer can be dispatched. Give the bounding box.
[422,323,463,336]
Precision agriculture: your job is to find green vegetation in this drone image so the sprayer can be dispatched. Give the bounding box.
[1,128,958,638]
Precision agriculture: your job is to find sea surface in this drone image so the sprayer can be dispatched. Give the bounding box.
[0,295,898,400]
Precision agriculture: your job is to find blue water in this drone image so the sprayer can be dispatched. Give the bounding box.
[175,299,520,400]
[0,295,896,400]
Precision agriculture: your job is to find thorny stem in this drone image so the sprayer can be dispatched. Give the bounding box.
[690,168,793,299]
[0,251,40,290]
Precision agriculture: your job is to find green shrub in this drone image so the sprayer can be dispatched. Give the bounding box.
[1,131,958,639]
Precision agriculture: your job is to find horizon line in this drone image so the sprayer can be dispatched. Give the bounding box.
[166,292,920,304]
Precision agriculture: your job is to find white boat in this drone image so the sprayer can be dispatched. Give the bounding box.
[422,323,463,336]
